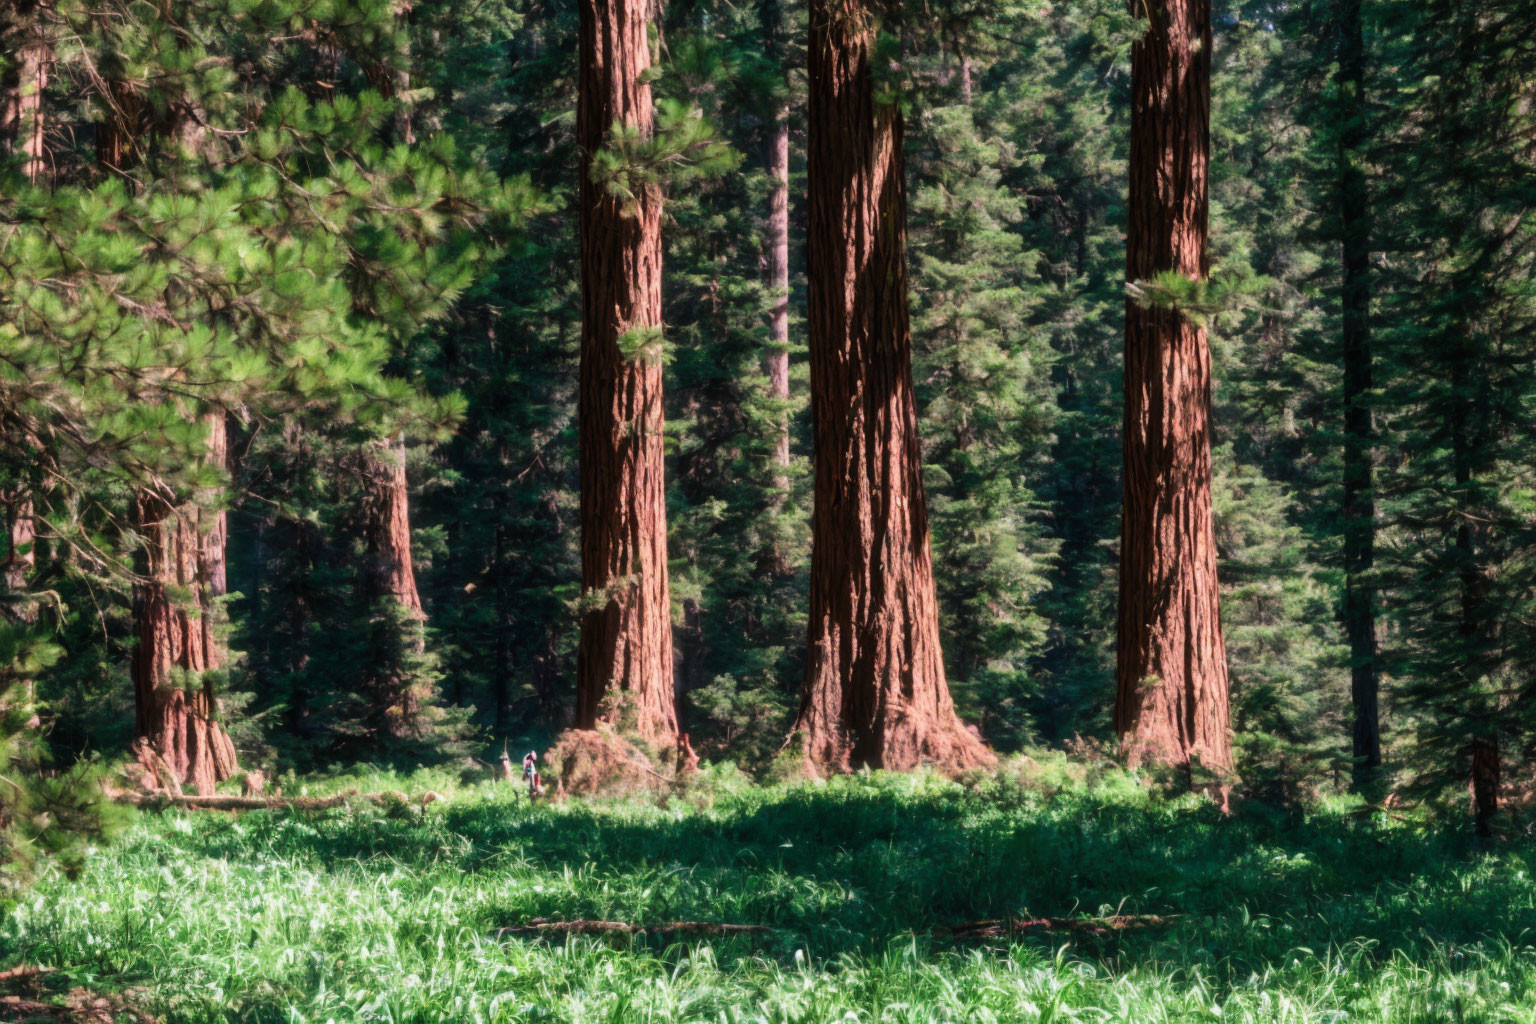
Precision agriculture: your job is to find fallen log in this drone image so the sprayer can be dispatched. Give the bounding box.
[943,914,1176,940]
[495,918,771,939]
[0,964,58,986]
[104,786,416,812]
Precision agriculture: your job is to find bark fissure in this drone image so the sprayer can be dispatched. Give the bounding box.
[575,0,678,744]
[792,0,991,773]
[130,414,237,796]
[1114,0,1232,779]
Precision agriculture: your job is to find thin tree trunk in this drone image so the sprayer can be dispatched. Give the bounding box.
[1472,736,1499,839]
[2,490,34,625]
[767,115,792,481]
[1,1,48,635]
[492,510,513,737]
[1336,0,1380,788]
[0,0,48,185]
[573,0,678,744]
[762,0,792,486]
[1114,0,1232,780]
[791,0,991,774]
[367,0,415,145]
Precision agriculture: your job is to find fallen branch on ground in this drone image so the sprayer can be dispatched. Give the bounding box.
[103,786,418,812]
[495,918,772,939]
[0,964,59,986]
[943,914,1177,939]
[0,989,157,1023]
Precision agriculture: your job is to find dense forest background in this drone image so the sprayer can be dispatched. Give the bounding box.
[4,0,1535,831]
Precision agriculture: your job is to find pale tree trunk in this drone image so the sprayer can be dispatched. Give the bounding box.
[767,116,792,481]
[574,0,678,744]
[0,0,48,185]
[131,415,238,796]
[791,0,992,774]
[1114,0,1232,780]
[762,0,792,486]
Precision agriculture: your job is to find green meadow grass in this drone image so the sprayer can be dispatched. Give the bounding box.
[3,762,1536,1022]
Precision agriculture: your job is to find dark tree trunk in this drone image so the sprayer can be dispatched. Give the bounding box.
[574,0,678,744]
[130,415,237,796]
[791,0,991,774]
[1336,0,1380,788]
[1114,0,1232,778]
[1472,736,1499,839]
[492,511,514,737]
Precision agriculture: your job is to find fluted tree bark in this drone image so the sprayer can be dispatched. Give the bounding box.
[574,0,679,744]
[1114,0,1232,780]
[790,0,991,774]
[90,70,242,792]
[131,415,238,795]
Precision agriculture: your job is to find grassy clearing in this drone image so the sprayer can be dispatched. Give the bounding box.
[2,762,1534,1022]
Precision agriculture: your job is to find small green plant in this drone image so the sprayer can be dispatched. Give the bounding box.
[4,770,1529,1021]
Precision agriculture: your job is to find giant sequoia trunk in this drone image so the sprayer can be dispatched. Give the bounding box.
[358,437,433,740]
[1336,0,1380,786]
[574,0,678,743]
[131,414,237,795]
[1114,0,1232,778]
[791,0,991,773]
[361,438,425,623]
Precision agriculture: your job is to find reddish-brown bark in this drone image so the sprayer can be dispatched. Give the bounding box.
[361,438,425,622]
[357,437,433,740]
[574,0,678,744]
[0,0,48,185]
[1,3,48,625]
[791,0,991,774]
[1114,0,1232,779]
[130,415,237,796]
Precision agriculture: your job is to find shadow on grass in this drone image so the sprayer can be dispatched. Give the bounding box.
[170,780,1536,977]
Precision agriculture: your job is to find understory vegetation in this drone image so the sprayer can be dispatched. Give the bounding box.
[4,768,1534,1022]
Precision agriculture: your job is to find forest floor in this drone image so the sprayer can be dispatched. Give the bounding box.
[1,760,1533,1023]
